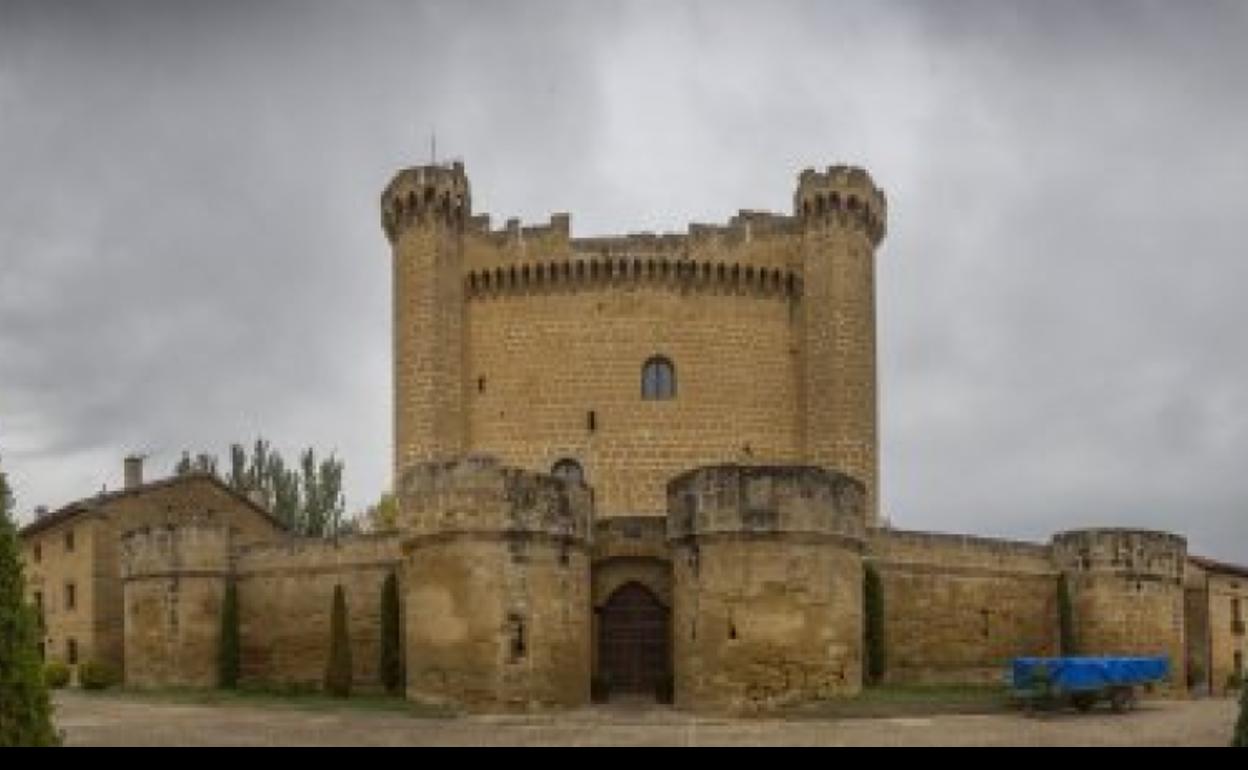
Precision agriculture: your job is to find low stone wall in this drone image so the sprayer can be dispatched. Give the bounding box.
[869,528,1059,684]
[234,534,402,690]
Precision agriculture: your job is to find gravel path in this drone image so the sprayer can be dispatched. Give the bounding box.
[52,691,1238,747]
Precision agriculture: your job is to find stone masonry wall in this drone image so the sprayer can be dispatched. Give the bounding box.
[1052,529,1188,691]
[120,524,230,688]
[869,529,1059,684]
[668,465,866,713]
[399,457,593,710]
[234,534,402,690]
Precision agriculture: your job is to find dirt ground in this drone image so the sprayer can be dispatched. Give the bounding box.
[52,691,1239,747]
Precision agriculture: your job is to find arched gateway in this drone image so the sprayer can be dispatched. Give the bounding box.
[597,582,670,698]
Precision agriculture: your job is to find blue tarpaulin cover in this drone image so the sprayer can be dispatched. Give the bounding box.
[1010,656,1169,692]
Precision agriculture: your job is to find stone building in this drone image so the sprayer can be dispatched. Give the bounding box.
[19,160,1247,712]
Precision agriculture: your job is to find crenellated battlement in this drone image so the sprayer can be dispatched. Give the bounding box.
[666,464,866,544]
[397,455,593,543]
[1051,528,1187,583]
[794,165,887,244]
[120,523,231,579]
[465,256,801,302]
[381,161,472,242]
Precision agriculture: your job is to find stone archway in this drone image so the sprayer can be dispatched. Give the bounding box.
[597,582,670,698]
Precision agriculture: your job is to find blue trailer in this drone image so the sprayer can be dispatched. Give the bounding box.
[1009,656,1169,714]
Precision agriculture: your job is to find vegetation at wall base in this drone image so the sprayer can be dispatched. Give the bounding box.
[325,584,352,698]
[0,463,61,746]
[1233,681,1248,747]
[863,562,886,685]
[77,662,118,691]
[219,579,240,689]
[379,572,403,695]
[43,662,70,690]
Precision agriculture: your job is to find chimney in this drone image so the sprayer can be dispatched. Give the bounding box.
[124,455,144,490]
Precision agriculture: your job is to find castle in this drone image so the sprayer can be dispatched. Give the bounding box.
[20,160,1247,713]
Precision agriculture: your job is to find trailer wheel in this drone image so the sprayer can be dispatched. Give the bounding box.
[1109,687,1135,713]
[1072,692,1096,712]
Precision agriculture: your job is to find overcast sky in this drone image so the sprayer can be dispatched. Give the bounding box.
[1,0,1245,561]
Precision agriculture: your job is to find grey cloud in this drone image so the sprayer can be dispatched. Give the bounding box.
[1,1,1244,563]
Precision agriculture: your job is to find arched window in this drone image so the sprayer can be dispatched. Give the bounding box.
[551,458,584,486]
[642,356,676,400]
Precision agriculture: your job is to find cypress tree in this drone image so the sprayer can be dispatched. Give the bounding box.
[0,464,60,746]
[324,585,352,697]
[379,572,403,695]
[218,579,240,689]
[1058,573,1076,656]
[863,562,887,685]
[1233,681,1248,747]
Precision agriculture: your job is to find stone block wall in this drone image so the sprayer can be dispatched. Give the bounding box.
[120,524,230,688]
[399,457,593,710]
[233,534,402,690]
[869,529,1059,684]
[1052,529,1188,690]
[667,465,866,713]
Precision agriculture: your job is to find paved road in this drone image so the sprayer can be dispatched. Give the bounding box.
[52,692,1239,747]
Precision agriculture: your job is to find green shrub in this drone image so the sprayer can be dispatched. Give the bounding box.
[78,661,118,691]
[0,467,60,746]
[863,563,887,685]
[218,579,240,689]
[43,661,71,689]
[1233,680,1248,747]
[379,572,403,695]
[324,584,352,698]
[1228,671,1244,693]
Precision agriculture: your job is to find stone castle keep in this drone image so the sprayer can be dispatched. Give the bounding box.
[20,160,1248,712]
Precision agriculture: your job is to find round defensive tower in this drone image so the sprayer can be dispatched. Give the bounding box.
[1051,528,1187,689]
[119,523,232,688]
[397,456,594,710]
[381,162,472,484]
[666,464,867,713]
[795,167,887,524]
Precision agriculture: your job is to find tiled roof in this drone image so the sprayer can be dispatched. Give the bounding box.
[18,472,285,538]
[1189,554,1248,580]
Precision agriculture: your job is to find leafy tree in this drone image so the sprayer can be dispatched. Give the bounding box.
[0,461,60,746]
[1233,680,1248,747]
[863,562,886,686]
[171,438,347,539]
[324,585,352,698]
[379,572,403,695]
[363,493,399,533]
[218,579,240,689]
[1058,572,1076,656]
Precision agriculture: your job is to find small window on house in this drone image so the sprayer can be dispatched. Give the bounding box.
[33,543,41,563]
[67,638,78,665]
[1236,651,1244,678]
[33,591,43,627]
[551,458,584,486]
[641,356,676,400]
[64,529,74,553]
[1234,597,1242,623]
[65,582,76,611]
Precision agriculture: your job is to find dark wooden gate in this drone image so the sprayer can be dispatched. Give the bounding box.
[598,583,669,697]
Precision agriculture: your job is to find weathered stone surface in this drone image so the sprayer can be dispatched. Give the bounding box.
[668,465,866,713]
[399,457,593,710]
